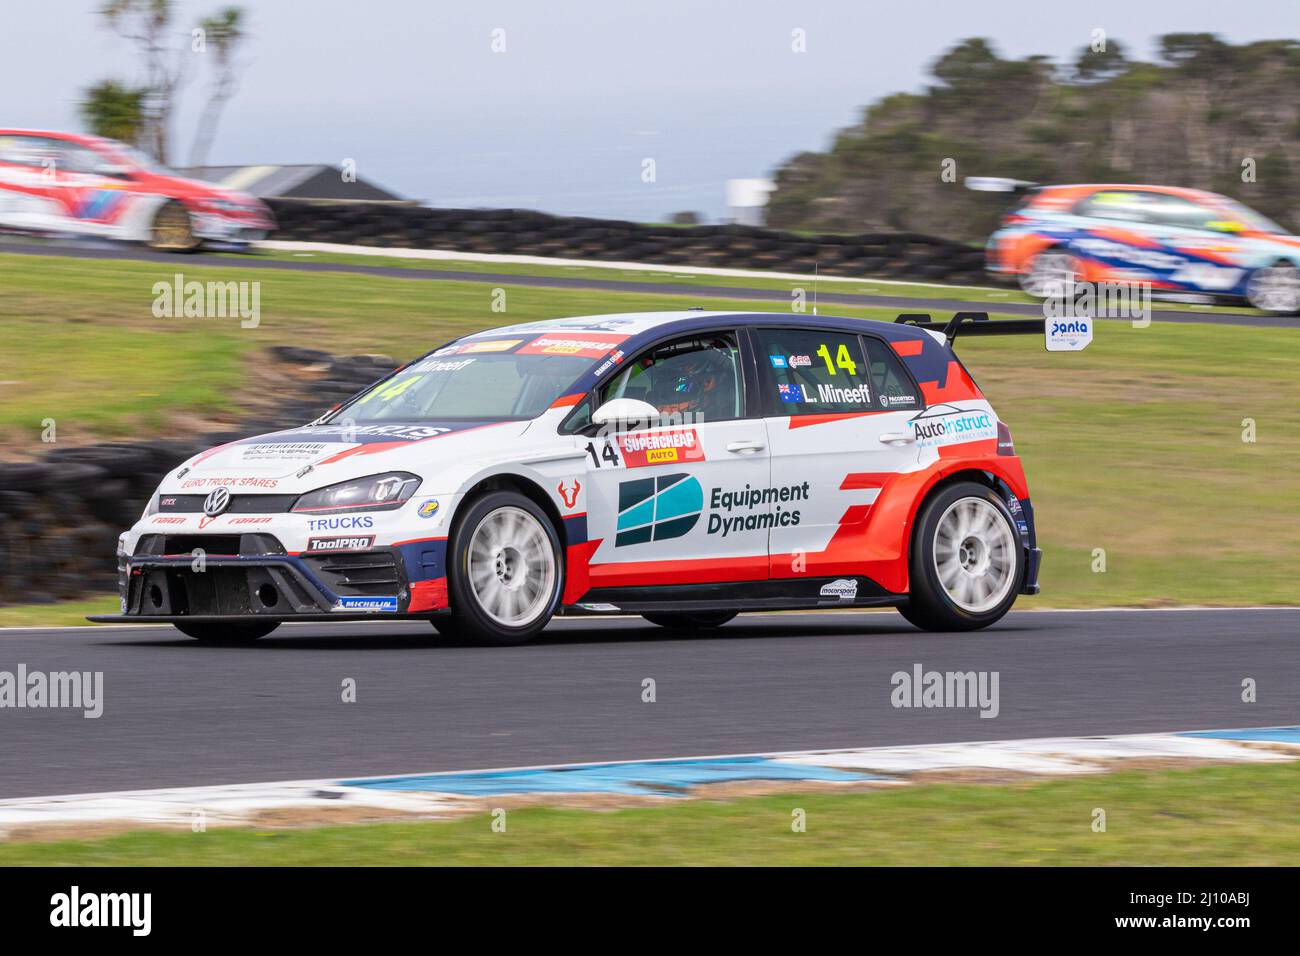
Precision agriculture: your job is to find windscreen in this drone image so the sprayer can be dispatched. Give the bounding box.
[329,338,606,423]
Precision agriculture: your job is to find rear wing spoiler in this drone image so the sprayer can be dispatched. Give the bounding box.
[964,176,1038,194]
[895,311,1044,345]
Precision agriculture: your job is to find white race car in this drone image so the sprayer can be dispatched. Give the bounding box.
[92,310,1046,643]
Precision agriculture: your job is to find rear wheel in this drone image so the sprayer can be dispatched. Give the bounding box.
[173,621,279,644]
[1246,263,1300,314]
[901,481,1023,632]
[447,491,563,645]
[641,611,737,629]
[148,200,199,251]
[1019,248,1077,298]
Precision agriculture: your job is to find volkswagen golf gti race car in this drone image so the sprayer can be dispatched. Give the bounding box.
[0,129,273,250]
[90,310,1046,644]
[981,182,1300,313]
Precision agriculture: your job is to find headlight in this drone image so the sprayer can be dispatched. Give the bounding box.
[291,472,421,515]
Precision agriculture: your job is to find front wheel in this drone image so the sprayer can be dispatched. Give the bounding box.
[901,481,1024,632]
[173,620,279,644]
[447,491,563,645]
[148,200,199,251]
[1246,263,1300,314]
[641,611,737,629]
[1018,248,1077,298]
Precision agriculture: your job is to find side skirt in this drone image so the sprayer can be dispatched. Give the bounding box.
[562,576,906,615]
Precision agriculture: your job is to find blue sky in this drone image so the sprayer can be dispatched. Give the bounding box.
[2,0,1296,220]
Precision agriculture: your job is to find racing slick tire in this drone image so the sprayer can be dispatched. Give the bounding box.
[447,491,564,645]
[173,621,279,644]
[1245,262,1300,315]
[641,611,738,629]
[148,200,200,252]
[1018,247,1078,298]
[899,481,1024,632]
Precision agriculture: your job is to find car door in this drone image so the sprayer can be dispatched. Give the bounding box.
[581,329,772,588]
[751,325,923,583]
[48,141,129,238]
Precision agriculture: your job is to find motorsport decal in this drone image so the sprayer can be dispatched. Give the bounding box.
[557,481,581,509]
[334,596,399,612]
[306,515,375,532]
[910,407,997,449]
[614,475,810,545]
[416,499,440,518]
[592,349,626,377]
[306,535,376,553]
[228,422,488,449]
[777,382,871,406]
[708,482,807,537]
[778,383,813,403]
[819,578,858,601]
[615,473,702,546]
[180,476,280,490]
[237,442,328,462]
[518,332,628,358]
[398,358,476,375]
[617,428,706,467]
[1044,316,1093,352]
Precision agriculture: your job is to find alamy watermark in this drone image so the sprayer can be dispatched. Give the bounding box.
[1044,279,1151,328]
[0,665,103,718]
[891,663,999,718]
[152,273,261,328]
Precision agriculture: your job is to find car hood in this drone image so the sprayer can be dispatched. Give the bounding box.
[132,170,261,206]
[165,420,531,495]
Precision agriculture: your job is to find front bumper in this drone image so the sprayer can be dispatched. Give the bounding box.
[193,212,273,243]
[111,546,416,620]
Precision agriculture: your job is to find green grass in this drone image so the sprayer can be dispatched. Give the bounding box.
[0,596,120,629]
[4,762,1298,865]
[0,249,1296,615]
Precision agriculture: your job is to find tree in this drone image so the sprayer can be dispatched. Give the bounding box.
[1073,39,1130,83]
[188,7,247,167]
[99,0,188,164]
[79,80,148,144]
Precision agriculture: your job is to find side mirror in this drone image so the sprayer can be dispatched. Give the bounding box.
[591,397,660,431]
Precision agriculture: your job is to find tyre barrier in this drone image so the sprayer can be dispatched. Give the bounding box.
[0,348,400,607]
[265,201,987,284]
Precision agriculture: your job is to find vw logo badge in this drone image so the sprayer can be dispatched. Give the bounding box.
[203,486,232,518]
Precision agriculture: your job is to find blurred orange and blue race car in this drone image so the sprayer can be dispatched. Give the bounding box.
[973,180,1300,314]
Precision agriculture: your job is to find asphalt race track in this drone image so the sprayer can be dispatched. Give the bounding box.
[4,238,1299,329]
[1,608,1296,799]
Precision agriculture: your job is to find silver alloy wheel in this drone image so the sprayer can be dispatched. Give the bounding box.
[1246,265,1300,314]
[1020,250,1077,298]
[466,506,556,627]
[932,497,1017,614]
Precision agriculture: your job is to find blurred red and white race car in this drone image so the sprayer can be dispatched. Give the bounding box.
[973,178,1300,314]
[0,128,274,251]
